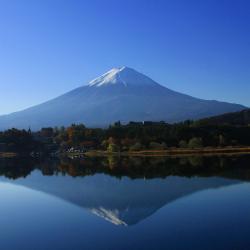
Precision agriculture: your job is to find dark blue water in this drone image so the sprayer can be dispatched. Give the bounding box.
[0,156,250,249]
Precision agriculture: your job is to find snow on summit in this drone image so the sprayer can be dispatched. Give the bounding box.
[88,66,158,87]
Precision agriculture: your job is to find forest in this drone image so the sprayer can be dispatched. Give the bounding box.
[0,112,250,154]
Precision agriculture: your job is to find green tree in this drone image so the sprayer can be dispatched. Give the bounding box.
[219,134,226,147]
[149,142,167,150]
[130,142,142,151]
[188,137,203,148]
[101,140,108,150]
[107,143,119,153]
[179,140,188,148]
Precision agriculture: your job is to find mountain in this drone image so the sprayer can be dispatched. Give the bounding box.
[0,67,246,130]
[198,108,250,126]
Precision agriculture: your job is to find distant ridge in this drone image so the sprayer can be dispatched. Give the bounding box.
[198,109,250,126]
[0,67,246,130]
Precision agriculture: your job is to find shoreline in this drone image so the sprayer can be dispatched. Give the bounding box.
[2,147,250,158]
[0,152,17,158]
[83,147,250,157]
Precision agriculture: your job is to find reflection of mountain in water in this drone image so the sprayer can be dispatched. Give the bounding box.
[0,172,239,226]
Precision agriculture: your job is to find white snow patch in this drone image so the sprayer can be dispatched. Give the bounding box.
[88,67,126,87]
[88,66,157,88]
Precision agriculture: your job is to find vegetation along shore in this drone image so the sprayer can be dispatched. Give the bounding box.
[0,109,250,158]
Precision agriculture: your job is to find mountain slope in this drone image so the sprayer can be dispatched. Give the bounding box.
[0,67,246,130]
[198,109,250,126]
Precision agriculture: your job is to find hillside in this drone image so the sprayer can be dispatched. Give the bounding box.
[198,109,250,126]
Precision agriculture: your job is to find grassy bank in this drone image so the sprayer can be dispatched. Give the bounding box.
[0,152,17,158]
[84,147,250,157]
[2,147,250,159]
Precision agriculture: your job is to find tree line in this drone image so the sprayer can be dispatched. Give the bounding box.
[1,119,250,153]
[53,120,250,152]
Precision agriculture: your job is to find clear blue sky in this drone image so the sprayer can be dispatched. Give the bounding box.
[0,0,249,115]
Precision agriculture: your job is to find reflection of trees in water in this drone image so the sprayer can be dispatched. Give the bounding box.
[0,158,34,179]
[188,156,204,167]
[1,155,250,181]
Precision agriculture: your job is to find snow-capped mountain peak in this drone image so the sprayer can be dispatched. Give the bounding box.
[0,66,246,130]
[88,66,158,87]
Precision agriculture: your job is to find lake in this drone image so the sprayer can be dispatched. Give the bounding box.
[1,155,250,250]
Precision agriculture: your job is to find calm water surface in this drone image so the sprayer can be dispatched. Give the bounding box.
[0,155,250,250]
